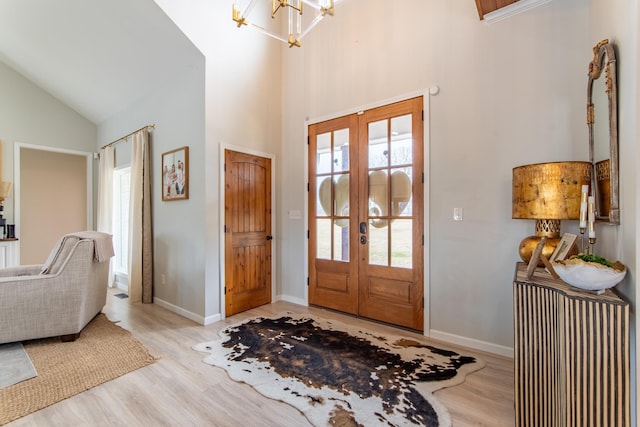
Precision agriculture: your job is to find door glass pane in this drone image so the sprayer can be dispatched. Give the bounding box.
[368,170,388,221]
[333,223,349,261]
[334,174,350,218]
[368,224,388,266]
[368,120,388,168]
[316,132,332,174]
[391,220,412,268]
[333,128,350,173]
[391,167,412,217]
[316,219,331,260]
[390,114,413,166]
[317,176,332,216]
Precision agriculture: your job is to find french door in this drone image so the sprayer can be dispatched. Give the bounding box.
[308,97,424,330]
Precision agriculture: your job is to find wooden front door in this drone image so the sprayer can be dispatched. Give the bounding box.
[308,97,424,330]
[224,150,272,316]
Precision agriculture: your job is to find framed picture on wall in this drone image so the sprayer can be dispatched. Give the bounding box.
[162,146,189,201]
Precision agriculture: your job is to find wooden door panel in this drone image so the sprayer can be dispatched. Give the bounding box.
[225,150,272,316]
[359,275,422,329]
[310,259,357,313]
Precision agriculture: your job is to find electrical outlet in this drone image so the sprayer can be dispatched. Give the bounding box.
[161,274,166,285]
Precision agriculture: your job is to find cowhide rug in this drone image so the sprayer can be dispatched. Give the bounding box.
[193,314,484,427]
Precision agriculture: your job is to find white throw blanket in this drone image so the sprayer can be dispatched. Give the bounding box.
[68,231,115,262]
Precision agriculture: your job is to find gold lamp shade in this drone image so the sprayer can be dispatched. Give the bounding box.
[512,161,591,264]
[0,182,12,199]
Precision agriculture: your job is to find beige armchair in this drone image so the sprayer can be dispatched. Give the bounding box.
[0,231,114,344]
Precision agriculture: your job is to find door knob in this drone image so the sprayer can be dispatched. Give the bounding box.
[266,235,273,241]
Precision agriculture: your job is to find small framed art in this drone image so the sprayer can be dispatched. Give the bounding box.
[549,233,578,263]
[526,237,547,280]
[162,146,189,201]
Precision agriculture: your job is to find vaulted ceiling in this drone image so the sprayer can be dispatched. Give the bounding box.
[0,0,202,124]
[0,1,546,125]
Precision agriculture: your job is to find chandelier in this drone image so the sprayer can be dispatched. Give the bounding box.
[232,0,337,48]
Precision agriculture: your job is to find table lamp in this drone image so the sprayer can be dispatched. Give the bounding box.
[512,161,591,264]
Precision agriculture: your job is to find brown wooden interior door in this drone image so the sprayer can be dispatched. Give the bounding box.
[225,150,272,316]
[308,97,424,330]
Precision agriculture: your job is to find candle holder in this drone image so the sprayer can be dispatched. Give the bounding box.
[579,184,589,253]
[586,195,596,254]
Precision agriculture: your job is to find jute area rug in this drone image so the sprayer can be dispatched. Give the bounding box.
[194,314,485,427]
[0,314,156,425]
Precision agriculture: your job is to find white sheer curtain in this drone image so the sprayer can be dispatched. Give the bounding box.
[128,130,153,303]
[97,145,115,287]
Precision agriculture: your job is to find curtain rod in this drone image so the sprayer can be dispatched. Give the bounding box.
[101,124,156,150]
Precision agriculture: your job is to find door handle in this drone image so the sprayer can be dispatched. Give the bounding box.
[359,222,367,234]
[266,235,273,241]
[360,235,367,245]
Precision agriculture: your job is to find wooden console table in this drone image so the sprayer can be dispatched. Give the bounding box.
[513,262,629,426]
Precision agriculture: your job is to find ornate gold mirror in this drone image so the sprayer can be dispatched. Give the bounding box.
[587,39,619,224]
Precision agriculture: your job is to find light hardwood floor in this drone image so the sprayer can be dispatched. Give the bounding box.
[8,289,515,426]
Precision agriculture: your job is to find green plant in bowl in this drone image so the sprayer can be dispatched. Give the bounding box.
[553,254,626,291]
[568,253,625,271]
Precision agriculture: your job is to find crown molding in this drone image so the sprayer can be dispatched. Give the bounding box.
[483,0,553,24]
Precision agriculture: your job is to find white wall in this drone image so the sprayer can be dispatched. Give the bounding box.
[0,60,96,225]
[156,0,634,354]
[278,0,591,351]
[588,0,639,421]
[98,60,207,321]
[151,0,282,321]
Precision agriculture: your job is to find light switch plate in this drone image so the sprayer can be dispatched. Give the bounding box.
[453,208,463,221]
[288,210,302,220]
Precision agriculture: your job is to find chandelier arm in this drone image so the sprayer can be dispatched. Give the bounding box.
[246,22,290,44]
[234,0,259,18]
[299,0,321,10]
[298,13,325,40]
[300,0,336,15]
[243,0,259,16]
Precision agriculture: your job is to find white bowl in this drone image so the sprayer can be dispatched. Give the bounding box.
[552,259,626,291]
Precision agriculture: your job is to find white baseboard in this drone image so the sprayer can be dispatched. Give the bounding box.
[153,294,512,357]
[274,295,512,357]
[275,294,308,306]
[153,297,221,326]
[429,329,514,358]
